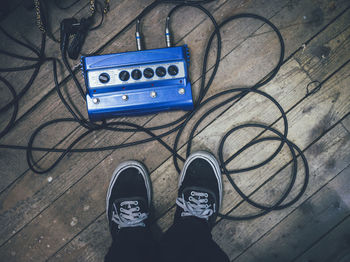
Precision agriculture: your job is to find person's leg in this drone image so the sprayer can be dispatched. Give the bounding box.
[160,151,230,262]
[105,161,157,262]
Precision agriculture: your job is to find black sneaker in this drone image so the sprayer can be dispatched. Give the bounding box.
[106,161,151,238]
[175,151,222,228]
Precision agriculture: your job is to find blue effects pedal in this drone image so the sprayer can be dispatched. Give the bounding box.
[81,45,193,121]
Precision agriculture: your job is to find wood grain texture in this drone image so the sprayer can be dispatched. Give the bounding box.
[341,115,350,133]
[1,0,350,261]
[49,116,350,262]
[157,5,350,230]
[0,0,243,191]
[210,54,350,259]
[0,0,300,249]
[0,0,155,122]
[0,0,234,196]
[0,0,151,191]
[294,213,350,262]
[213,117,350,260]
[233,163,350,262]
[47,6,346,262]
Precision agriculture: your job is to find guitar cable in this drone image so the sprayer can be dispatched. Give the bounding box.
[0,0,312,220]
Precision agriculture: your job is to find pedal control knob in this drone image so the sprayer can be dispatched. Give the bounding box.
[131,69,142,80]
[156,66,166,77]
[143,68,154,79]
[99,73,110,83]
[119,70,130,81]
[168,65,178,76]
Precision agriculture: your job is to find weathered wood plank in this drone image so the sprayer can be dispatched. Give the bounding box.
[342,115,350,133]
[0,0,229,132]
[155,7,350,230]
[0,1,87,63]
[0,0,251,187]
[49,116,350,262]
[232,164,350,262]
[194,4,350,217]
[2,0,344,190]
[0,0,237,191]
[1,0,344,200]
[294,215,350,262]
[0,1,350,260]
[151,58,310,220]
[0,0,294,222]
[201,48,350,259]
[0,1,158,167]
[47,4,350,260]
[48,3,350,259]
[49,215,111,262]
[0,0,91,113]
[3,0,284,255]
[50,23,350,261]
[156,62,350,233]
[212,118,350,260]
[0,0,275,254]
[0,0,155,120]
[0,1,90,135]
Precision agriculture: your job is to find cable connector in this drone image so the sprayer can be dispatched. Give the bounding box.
[165,17,172,47]
[135,19,143,51]
[60,18,79,52]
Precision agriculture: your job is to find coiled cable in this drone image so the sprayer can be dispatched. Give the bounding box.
[0,0,310,219]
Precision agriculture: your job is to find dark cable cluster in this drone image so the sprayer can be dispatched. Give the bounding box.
[0,0,309,220]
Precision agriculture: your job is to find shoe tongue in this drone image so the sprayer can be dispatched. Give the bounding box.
[114,197,148,214]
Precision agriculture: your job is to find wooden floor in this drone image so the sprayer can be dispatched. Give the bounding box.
[1,0,350,261]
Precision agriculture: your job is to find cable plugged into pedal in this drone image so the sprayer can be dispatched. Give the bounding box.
[0,0,314,221]
[81,17,193,121]
[60,17,94,59]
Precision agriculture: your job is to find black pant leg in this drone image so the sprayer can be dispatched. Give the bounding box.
[105,227,158,262]
[159,217,229,262]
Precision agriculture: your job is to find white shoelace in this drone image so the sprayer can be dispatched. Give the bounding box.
[176,191,215,220]
[111,200,148,228]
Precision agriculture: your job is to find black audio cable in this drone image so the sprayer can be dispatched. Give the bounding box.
[35,0,106,43]
[0,0,108,139]
[0,0,314,220]
[0,27,46,139]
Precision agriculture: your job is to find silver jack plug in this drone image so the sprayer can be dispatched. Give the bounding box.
[135,19,143,51]
[165,17,172,48]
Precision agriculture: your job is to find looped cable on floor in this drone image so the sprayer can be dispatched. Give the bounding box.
[0,27,46,138]
[0,0,311,220]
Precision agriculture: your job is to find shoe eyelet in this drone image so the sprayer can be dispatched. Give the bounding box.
[136,207,140,211]
[189,196,194,201]
[191,191,195,196]
[134,201,138,205]
[204,193,208,197]
[204,199,208,203]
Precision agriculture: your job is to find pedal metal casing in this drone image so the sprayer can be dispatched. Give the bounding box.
[81,45,193,121]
